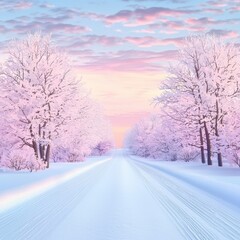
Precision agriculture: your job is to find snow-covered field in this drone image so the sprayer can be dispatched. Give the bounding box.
[0,149,239,240]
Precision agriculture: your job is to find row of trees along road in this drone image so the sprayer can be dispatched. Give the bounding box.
[0,33,112,171]
[127,34,240,167]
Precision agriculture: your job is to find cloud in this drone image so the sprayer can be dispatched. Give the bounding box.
[186,17,240,26]
[46,23,91,33]
[0,25,9,33]
[0,0,32,10]
[34,14,71,23]
[203,0,240,13]
[122,0,186,3]
[105,7,199,25]
[5,20,91,35]
[202,8,224,14]
[229,5,240,12]
[39,3,55,9]
[204,1,228,7]
[125,36,184,47]
[50,7,103,21]
[144,20,205,34]
[207,29,239,39]
[69,35,124,48]
[76,49,178,72]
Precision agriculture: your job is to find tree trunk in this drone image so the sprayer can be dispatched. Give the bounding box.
[32,140,39,160]
[217,152,223,167]
[43,145,46,161]
[46,145,50,168]
[203,121,212,165]
[39,144,44,160]
[215,100,223,167]
[38,124,44,161]
[199,126,206,164]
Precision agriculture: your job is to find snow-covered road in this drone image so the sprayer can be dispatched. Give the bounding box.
[0,150,239,240]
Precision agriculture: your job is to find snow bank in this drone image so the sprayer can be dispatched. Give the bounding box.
[0,156,111,213]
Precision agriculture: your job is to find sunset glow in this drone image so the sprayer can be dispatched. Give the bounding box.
[0,0,239,146]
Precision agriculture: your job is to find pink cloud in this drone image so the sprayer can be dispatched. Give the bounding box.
[162,20,185,30]
[140,21,205,34]
[126,36,161,47]
[205,1,228,7]
[134,29,155,34]
[51,7,103,21]
[161,20,205,32]
[0,0,32,10]
[12,21,43,33]
[122,0,186,2]
[35,14,71,23]
[229,5,240,12]
[168,17,240,33]
[80,56,158,72]
[105,7,199,25]
[69,35,123,48]
[162,37,185,46]
[186,17,240,26]
[46,23,91,33]
[203,8,224,13]
[0,25,8,33]
[125,36,184,47]
[203,0,240,13]
[186,17,215,25]
[75,49,178,72]
[14,1,32,9]
[106,10,133,23]
[7,21,91,35]
[39,3,55,9]
[67,49,94,57]
[207,29,239,39]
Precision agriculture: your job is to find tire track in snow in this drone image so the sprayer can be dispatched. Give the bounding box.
[134,160,240,238]
[129,159,240,240]
[0,160,111,240]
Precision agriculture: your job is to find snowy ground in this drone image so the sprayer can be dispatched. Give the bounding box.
[129,153,240,208]
[0,149,239,240]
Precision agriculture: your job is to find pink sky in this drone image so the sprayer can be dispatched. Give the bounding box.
[0,0,239,146]
[79,69,165,146]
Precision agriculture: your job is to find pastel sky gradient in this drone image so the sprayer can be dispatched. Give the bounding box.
[0,0,239,146]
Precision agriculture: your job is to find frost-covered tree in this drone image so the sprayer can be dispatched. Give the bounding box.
[127,114,198,161]
[52,97,113,162]
[155,34,240,167]
[91,141,113,156]
[127,34,240,167]
[128,117,154,158]
[220,100,240,167]
[0,33,83,168]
